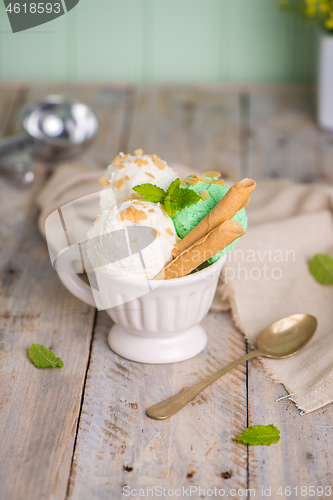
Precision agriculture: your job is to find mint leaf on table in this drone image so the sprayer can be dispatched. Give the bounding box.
[234,424,280,446]
[308,254,333,285]
[28,344,64,368]
[132,183,166,203]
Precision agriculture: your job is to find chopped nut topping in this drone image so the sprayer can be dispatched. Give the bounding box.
[122,154,130,161]
[200,190,210,201]
[146,172,155,179]
[186,176,200,186]
[93,214,102,225]
[120,205,148,224]
[213,179,225,186]
[153,159,166,170]
[204,171,221,178]
[115,162,126,169]
[114,178,124,189]
[166,227,173,237]
[129,159,134,163]
[148,209,155,213]
[99,177,110,186]
[125,175,130,180]
[112,154,121,164]
[148,154,161,160]
[134,148,143,156]
[196,175,214,184]
[133,200,145,206]
[136,158,149,167]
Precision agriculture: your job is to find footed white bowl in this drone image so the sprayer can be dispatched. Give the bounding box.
[57,256,226,364]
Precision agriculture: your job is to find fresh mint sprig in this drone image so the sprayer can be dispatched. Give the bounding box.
[133,178,200,218]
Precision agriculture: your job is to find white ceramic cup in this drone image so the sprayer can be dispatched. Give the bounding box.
[57,255,226,364]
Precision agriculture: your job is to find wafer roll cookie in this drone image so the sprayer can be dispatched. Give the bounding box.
[172,178,256,258]
[154,220,245,280]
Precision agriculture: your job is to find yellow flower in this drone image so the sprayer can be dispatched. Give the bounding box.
[325,12,333,28]
[305,0,317,16]
[319,0,329,12]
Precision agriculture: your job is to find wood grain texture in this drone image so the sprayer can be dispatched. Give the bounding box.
[68,311,248,500]
[0,84,128,500]
[0,82,26,136]
[2,83,333,500]
[0,167,96,500]
[248,358,333,497]
[127,85,243,180]
[246,87,333,183]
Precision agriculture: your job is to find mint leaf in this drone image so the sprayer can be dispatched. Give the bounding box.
[166,178,181,197]
[308,254,333,285]
[177,188,201,209]
[234,425,280,446]
[28,344,64,368]
[166,178,200,214]
[133,184,166,203]
[163,193,178,218]
[132,178,200,217]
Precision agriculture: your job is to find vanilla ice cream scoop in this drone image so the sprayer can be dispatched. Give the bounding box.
[99,150,177,211]
[86,199,177,279]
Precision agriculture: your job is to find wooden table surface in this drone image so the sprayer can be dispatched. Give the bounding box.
[1,83,333,500]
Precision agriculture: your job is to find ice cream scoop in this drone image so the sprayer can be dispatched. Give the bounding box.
[99,151,177,211]
[87,199,177,279]
[172,175,248,263]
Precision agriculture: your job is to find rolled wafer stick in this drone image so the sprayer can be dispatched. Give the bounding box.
[154,220,245,280]
[172,178,256,258]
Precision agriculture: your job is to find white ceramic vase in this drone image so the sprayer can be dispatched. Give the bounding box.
[318,32,333,130]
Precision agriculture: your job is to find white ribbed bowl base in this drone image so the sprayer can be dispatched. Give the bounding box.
[108,323,207,364]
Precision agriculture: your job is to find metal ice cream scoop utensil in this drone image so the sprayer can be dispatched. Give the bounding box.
[0,95,99,185]
[147,313,317,420]
[0,150,34,186]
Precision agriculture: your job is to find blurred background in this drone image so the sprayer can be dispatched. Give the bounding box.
[0,0,317,83]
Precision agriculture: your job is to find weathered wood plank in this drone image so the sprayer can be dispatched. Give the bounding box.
[0,84,96,500]
[127,85,243,180]
[247,87,333,183]
[0,82,26,137]
[248,358,333,498]
[246,85,333,497]
[68,311,248,500]
[0,84,129,500]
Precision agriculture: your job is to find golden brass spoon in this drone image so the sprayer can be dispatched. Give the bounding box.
[146,313,317,420]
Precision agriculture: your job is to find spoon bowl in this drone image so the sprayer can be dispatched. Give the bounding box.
[147,313,318,419]
[257,313,317,358]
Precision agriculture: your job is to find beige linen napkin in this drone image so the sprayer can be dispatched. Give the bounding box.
[36,166,333,413]
[215,179,333,414]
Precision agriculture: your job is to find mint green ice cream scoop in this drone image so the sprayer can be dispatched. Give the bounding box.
[172,177,247,264]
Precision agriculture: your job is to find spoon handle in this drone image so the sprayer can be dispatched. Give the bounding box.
[146,350,261,420]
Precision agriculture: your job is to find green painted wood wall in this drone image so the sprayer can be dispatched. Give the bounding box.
[0,0,317,82]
